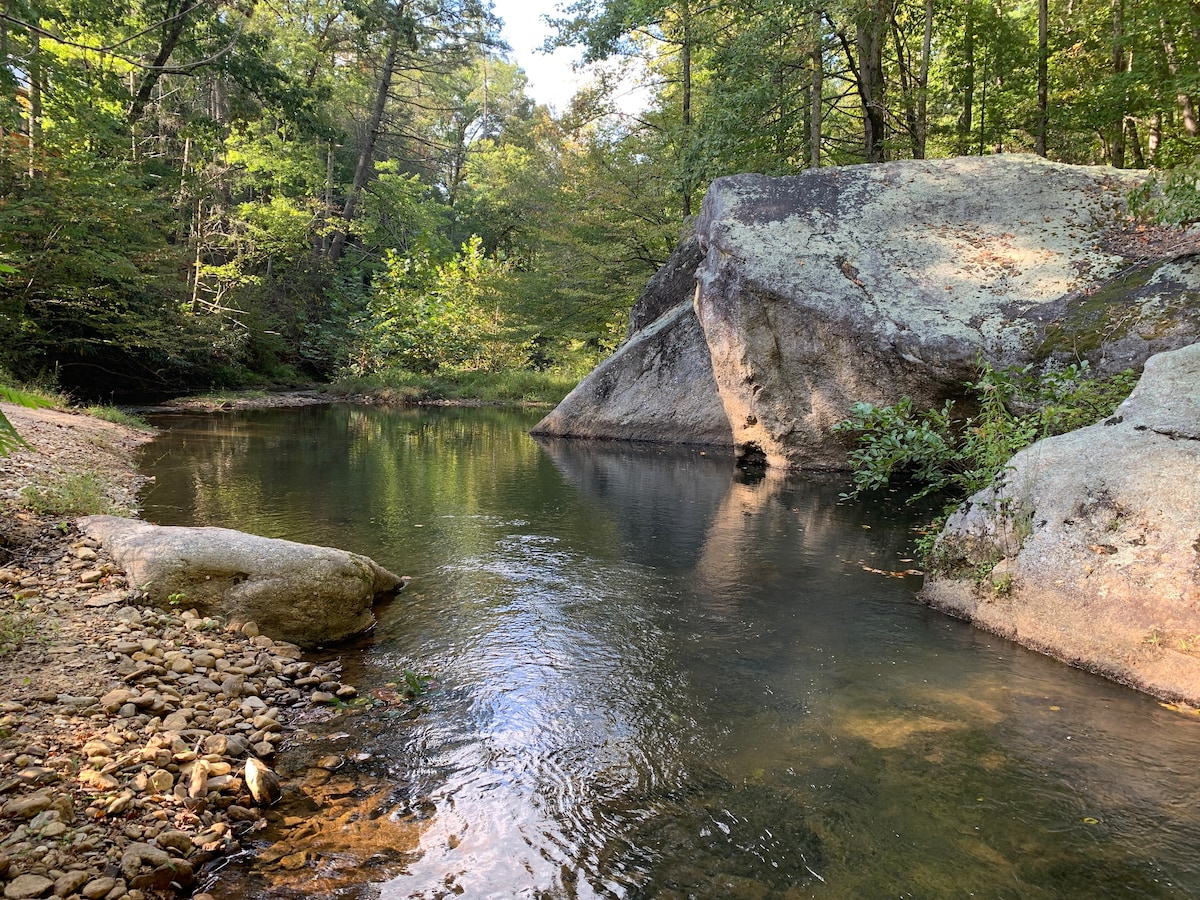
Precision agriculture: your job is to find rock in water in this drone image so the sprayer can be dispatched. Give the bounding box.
[537,155,1200,469]
[76,516,405,648]
[921,341,1200,702]
[245,757,281,806]
[532,236,732,449]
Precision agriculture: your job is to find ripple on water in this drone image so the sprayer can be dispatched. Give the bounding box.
[140,406,1200,899]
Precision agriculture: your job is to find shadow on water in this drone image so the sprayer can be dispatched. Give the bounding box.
[137,406,1200,899]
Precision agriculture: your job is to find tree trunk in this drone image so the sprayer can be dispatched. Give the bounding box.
[327,12,404,265]
[1161,23,1199,137]
[0,0,7,157]
[957,3,975,155]
[127,0,198,125]
[679,0,693,219]
[1036,0,1048,156]
[1124,117,1145,168]
[856,0,890,162]
[916,0,933,159]
[1110,0,1125,168]
[809,9,823,168]
[890,14,919,158]
[978,40,988,155]
[1148,111,1162,164]
[27,23,40,175]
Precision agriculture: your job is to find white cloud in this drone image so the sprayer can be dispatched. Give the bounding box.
[491,0,583,113]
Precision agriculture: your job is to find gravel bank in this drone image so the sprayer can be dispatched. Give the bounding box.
[0,403,364,899]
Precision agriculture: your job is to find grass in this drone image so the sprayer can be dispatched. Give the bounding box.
[20,471,131,516]
[85,405,153,430]
[184,389,273,403]
[0,605,36,654]
[328,367,583,406]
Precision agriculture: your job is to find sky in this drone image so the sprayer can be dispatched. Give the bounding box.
[489,0,583,113]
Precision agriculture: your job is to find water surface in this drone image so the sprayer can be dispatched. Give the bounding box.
[139,405,1200,898]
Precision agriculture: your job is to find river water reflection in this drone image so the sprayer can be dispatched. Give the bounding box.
[138,404,1200,898]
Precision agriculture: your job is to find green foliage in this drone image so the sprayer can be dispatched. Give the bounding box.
[1,0,1195,406]
[835,361,1137,505]
[361,236,523,375]
[328,366,581,406]
[20,472,131,517]
[401,668,432,698]
[0,385,56,457]
[85,406,154,431]
[0,606,36,655]
[1130,165,1200,227]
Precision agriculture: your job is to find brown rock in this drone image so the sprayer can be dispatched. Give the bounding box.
[154,830,193,855]
[2,873,53,899]
[2,791,53,819]
[54,871,91,896]
[99,690,135,714]
[82,877,117,900]
[244,758,280,806]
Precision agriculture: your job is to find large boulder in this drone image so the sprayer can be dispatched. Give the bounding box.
[694,155,1198,468]
[536,155,1200,467]
[531,302,732,447]
[920,341,1200,702]
[625,234,706,336]
[77,516,405,648]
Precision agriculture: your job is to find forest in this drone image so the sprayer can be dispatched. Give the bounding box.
[0,0,1197,400]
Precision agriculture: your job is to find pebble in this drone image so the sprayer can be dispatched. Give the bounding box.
[1,794,52,820]
[3,873,52,899]
[82,877,117,899]
[55,871,90,896]
[0,522,375,900]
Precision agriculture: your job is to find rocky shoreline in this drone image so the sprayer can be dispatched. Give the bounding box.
[0,403,368,899]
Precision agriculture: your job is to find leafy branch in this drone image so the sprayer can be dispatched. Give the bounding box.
[834,361,1138,549]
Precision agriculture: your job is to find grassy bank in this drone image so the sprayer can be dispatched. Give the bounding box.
[327,367,583,406]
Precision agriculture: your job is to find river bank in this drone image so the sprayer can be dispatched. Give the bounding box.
[0,403,366,899]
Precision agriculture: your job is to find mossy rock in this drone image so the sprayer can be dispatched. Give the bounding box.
[1028,253,1200,372]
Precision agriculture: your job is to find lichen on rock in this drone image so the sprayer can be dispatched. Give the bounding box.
[536,155,1200,472]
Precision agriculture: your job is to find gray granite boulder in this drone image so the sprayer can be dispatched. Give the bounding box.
[694,155,1198,468]
[532,243,733,447]
[537,155,1200,468]
[920,341,1200,702]
[77,516,405,647]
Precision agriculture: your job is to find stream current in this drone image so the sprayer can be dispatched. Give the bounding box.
[137,404,1200,898]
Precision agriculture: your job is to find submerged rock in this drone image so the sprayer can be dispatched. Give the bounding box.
[921,341,1200,702]
[77,516,405,647]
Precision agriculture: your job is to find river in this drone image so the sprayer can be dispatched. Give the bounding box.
[137,404,1200,898]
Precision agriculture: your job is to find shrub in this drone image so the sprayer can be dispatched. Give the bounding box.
[20,472,131,516]
[85,406,153,430]
[835,360,1136,505]
[835,361,1137,562]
